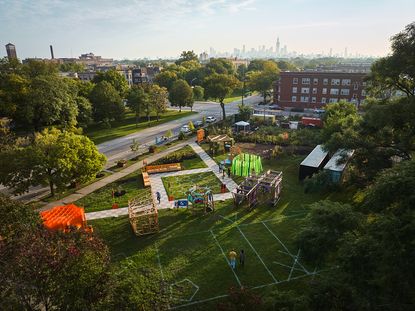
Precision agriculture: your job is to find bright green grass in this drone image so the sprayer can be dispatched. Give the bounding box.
[75,172,150,212]
[85,110,197,144]
[89,154,356,309]
[162,171,225,200]
[152,145,207,170]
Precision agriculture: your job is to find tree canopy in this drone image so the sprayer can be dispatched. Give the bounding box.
[93,69,129,96]
[90,81,125,122]
[168,79,193,112]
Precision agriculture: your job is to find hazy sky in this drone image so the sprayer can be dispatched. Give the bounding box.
[1,0,414,59]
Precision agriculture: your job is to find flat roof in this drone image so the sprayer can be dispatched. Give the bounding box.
[300,145,328,168]
[324,149,354,172]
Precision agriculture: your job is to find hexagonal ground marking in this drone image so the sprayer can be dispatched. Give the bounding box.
[169,278,199,302]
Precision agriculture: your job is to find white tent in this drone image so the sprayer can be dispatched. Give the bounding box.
[234,121,250,132]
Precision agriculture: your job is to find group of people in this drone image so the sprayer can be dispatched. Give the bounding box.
[228,249,245,269]
[219,163,231,179]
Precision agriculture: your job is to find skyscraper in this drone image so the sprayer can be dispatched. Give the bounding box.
[276,37,280,56]
[5,43,17,59]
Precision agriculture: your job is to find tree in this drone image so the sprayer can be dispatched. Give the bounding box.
[93,69,129,97]
[0,226,111,310]
[204,73,240,120]
[154,70,178,90]
[126,85,148,126]
[193,85,204,100]
[148,84,168,120]
[205,58,235,75]
[90,81,125,122]
[366,22,415,98]
[75,96,93,128]
[0,128,106,196]
[217,287,263,311]
[247,61,280,104]
[237,103,253,121]
[169,79,193,112]
[176,50,198,65]
[188,121,195,131]
[130,138,141,156]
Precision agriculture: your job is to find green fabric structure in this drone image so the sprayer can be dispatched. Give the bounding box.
[231,153,263,177]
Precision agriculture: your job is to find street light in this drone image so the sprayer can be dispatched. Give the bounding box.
[190,78,197,88]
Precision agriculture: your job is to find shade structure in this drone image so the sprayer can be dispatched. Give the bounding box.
[41,204,86,231]
[231,153,263,177]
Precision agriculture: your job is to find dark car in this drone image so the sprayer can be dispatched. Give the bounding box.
[193,120,203,128]
[268,104,282,110]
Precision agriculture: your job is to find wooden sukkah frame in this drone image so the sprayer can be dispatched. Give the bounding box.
[128,194,159,236]
[232,169,283,210]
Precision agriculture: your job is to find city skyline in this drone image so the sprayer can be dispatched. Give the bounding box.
[1,0,414,60]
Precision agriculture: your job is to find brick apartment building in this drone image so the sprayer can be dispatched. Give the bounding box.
[273,71,368,109]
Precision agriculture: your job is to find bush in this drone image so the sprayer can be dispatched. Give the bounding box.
[178,131,185,140]
[148,145,158,153]
[303,170,339,193]
[152,146,197,165]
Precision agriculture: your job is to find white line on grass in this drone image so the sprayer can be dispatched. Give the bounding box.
[169,294,229,310]
[273,261,306,273]
[288,249,300,281]
[155,245,165,282]
[209,230,242,287]
[261,221,310,274]
[237,226,278,283]
[219,214,234,224]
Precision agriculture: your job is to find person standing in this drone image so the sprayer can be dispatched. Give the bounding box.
[227,167,231,178]
[229,249,237,269]
[239,249,245,267]
[156,191,161,204]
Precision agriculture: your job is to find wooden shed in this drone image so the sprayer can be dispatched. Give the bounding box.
[299,145,330,180]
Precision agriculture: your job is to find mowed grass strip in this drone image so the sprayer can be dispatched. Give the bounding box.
[85,110,197,144]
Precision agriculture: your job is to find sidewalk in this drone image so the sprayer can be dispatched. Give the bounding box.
[85,142,238,220]
[41,139,193,211]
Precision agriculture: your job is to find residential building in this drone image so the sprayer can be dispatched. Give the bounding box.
[5,43,17,59]
[273,71,368,109]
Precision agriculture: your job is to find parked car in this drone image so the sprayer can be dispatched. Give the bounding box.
[180,125,191,133]
[268,104,281,110]
[314,109,325,115]
[193,120,203,128]
[206,116,217,123]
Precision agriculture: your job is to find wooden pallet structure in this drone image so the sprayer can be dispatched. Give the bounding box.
[232,169,282,210]
[142,171,151,187]
[128,193,159,236]
[144,163,181,174]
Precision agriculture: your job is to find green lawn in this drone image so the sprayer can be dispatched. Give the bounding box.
[85,110,197,144]
[89,154,356,309]
[162,171,225,200]
[151,145,207,170]
[75,172,150,212]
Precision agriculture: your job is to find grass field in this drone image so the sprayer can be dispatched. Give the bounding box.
[162,171,225,200]
[75,172,150,212]
[152,145,208,170]
[89,153,355,309]
[85,110,197,144]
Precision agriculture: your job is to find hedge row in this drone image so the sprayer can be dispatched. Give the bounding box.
[152,146,197,165]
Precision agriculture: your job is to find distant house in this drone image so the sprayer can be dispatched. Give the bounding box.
[323,149,354,183]
[299,145,330,180]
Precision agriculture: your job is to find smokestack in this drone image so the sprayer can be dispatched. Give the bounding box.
[50,45,54,59]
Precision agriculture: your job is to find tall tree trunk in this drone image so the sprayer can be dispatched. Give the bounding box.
[220,102,226,121]
[135,111,139,128]
[179,104,182,112]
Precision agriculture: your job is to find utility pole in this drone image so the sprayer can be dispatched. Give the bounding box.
[241,66,246,106]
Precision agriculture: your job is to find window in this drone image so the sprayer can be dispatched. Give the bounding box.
[292,87,297,93]
[353,82,359,90]
[301,87,310,94]
[330,88,339,95]
[311,97,316,103]
[302,78,311,84]
[300,96,309,103]
[313,78,319,85]
[312,88,317,94]
[331,79,340,86]
[321,97,327,104]
[341,79,351,86]
[322,88,327,94]
[323,78,328,85]
[361,89,366,96]
[293,78,298,84]
[291,96,297,102]
[329,98,338,103]
[340,89,350,95]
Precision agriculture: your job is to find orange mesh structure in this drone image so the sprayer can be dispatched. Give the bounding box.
[41,204,86,231]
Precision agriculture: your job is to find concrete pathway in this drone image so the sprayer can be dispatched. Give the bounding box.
[85,142,238,220]
[41,139,192,211]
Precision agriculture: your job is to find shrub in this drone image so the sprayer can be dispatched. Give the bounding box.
[149,145,158,153]
[178,131,185,140]
[303,170,339,193]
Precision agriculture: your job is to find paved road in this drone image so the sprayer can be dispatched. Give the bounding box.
[99,95,262,167]
[3,95,261,202]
